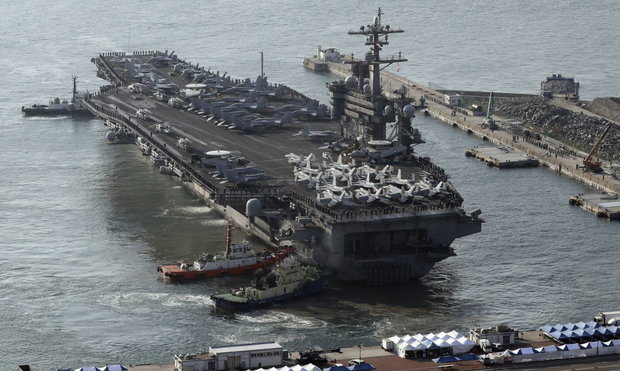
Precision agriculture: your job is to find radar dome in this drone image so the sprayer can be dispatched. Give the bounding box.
[246,198,262,217]
[106,131,116,142]
[383,105,394,116]
[403,104,416,118]
[345,76,357,88]
[363,84,371,94]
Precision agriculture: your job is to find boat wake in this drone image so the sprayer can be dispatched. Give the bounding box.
[99,292,215,310]
[200,219,229,226]
[24,115,71,120]
[161,294,215,308]
[155,205,216,220]
[176,205,214,215]
[236,311,328,329]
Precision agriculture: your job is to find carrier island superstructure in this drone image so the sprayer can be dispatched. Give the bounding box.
[83,9,482,283]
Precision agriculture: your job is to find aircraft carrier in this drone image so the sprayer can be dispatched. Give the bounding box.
[83,9,482,283]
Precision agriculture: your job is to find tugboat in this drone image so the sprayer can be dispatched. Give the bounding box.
[21,76,93,117]
[210,257,327,311]
[157,222,293,281]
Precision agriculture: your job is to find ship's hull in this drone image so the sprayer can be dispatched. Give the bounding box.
[158,262,265,281]
[211,276,328,312]
[22,106,94,117]
[157,248,293,281]
[290,210,482,283]
[86,50,483,285]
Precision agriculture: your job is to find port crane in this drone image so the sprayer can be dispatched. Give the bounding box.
[483,92,498,130]
[582,121,614,172]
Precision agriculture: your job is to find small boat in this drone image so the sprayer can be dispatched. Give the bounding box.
[105,127,134,144]
[150,149,167,165]
[136,136,151,155]
[210,256,327,311]
[157,222,293,281]
[21,76,93,117]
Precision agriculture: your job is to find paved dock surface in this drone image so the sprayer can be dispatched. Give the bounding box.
[126,348,620,370]
[570,192,620,219]
[492,353,620,370]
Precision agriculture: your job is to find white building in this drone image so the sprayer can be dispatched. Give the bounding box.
[469,325,516,349]
[318,47,342,62]
[174,342,283,371]
[444,94,462,107]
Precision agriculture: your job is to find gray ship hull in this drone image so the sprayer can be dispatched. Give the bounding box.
[84,44,482,284]
[285,208,480,282]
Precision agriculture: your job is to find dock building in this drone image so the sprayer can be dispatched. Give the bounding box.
[541,74,580,100]
[173,342,283,371]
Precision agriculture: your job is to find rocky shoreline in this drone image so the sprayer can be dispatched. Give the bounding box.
[494,97,620,162]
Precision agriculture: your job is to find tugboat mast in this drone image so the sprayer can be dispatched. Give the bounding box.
[72,76,78,102]
[225,220,233,255]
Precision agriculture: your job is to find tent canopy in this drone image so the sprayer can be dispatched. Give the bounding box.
[347,363,375,371]
[323,366,349,371]
[433,353,480,363]
[255,364,320,371]
[101,366,128,371]
[433,355,458,363]
[387,331,474,355]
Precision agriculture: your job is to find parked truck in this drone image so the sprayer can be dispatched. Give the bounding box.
[594,311,620,326]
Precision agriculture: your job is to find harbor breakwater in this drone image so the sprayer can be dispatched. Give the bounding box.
[495,97,620,162]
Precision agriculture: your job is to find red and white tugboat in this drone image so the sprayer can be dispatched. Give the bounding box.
[157,222,293,281]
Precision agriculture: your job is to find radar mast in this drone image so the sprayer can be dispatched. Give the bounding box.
[347,7,407,96]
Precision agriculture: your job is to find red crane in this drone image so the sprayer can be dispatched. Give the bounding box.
[583,121,613,172]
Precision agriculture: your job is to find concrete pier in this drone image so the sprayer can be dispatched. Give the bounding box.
[465,146,539,168]
[570,193,620,220]
[302,57,328,72]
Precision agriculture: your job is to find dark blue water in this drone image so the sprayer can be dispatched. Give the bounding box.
[1,1,619,369]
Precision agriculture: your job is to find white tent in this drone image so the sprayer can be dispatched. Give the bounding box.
[503,341,620,363]
[252,364,320,371]
[452,337,475,354]
[383,331,475,358]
